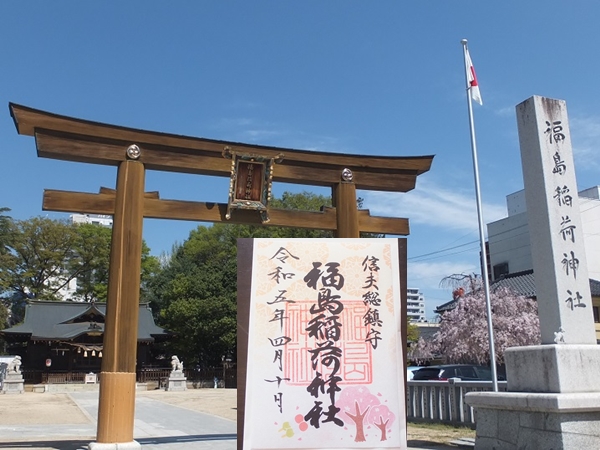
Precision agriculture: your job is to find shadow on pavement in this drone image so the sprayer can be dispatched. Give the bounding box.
[0,434,238,450]
[137,433,237,445]
[408,439,463,449]
[0,440,89,449]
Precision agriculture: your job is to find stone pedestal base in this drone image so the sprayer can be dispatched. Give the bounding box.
[466,345,600,448]
[1,373,24,394]
[466,392,600,449]
[166,371,187,391]
[505,345,600,393]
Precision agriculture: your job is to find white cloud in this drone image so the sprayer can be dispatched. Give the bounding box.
[495,106,514,118]
[363,178,507,234]
[408,260,477,288]
[210,117,256,128]
[570,115,600,170]
[207,117,286,142]
[205,116,350,152]
[225,100,263,110]
[361,178,498,309]
[408,260,480,318]
[244,128,286,141]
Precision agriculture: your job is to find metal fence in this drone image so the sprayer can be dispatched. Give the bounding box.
[138,367,236,388]
[22,370,44,384]
[406,379,507,427]
[20,371,97,384]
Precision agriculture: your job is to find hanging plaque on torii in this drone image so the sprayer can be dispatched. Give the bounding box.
[222,146,284,223]
[9,102,434,449]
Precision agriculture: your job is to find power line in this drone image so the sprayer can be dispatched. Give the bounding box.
[409,245,481,263]
[407,196,600,263]
[408,239,479,261]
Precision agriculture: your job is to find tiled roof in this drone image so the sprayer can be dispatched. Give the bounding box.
[434,299,458,314]
[493,270,600,298]
[590,279,600,296]
[1,300,169,342]
[491,269,536,297]
[433,269,600,315]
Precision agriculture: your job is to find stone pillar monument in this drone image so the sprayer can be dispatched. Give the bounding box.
[2,356,24,394]
[466,96,600,449]
[166,356,187,391]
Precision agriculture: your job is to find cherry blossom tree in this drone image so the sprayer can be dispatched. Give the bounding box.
[337,386,378,442]
[336,386,395,443]
[370,403,395,441]
[411,286,541,365]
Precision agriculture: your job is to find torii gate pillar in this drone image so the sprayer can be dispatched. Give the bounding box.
[92,159,145,448]
[333,179,359,238]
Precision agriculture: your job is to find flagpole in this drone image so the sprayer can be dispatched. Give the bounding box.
[461,39,498,392]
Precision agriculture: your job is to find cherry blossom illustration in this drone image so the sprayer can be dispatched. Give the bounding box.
[337,386,395,442]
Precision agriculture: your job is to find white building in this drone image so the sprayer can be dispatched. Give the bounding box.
[487,186,600,282]
[55,277,79,302]
[70,214,113,227]
[407,288,426,323]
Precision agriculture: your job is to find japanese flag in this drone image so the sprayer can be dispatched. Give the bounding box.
[466,48,483,105]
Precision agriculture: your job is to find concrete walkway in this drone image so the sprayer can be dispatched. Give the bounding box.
[0,388,466,449]
[0,389,236,450]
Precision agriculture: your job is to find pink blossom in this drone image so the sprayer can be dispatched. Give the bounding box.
[410,287,541,365]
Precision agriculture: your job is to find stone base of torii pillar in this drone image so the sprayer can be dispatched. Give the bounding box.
[466,345,600,449]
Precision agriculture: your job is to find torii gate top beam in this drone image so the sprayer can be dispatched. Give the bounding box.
[10,103,433,193]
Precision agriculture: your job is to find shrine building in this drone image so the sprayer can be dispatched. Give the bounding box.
[1,301,170,381]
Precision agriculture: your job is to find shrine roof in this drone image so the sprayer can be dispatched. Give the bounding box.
[1,301,169,342]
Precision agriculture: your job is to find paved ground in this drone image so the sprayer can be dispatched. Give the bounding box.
[0,388,465,449]
[0,389,236,450]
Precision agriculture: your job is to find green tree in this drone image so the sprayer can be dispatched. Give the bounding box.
[72,223,113,302]
[72,224,159,303]
[0,216,159,305]
[149,191,336,367]
[0,208,11,332]
[140,241,161,303]
[406,319,420,343]
[0,217,79,301]
[149,224,237,367]
[0,207,11,256]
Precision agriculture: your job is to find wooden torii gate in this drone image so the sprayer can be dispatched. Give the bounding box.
[10,103,433,448]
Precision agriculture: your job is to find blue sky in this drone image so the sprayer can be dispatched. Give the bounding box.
[2,2,600,318]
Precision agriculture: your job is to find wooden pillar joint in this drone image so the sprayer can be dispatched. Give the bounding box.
[333,168,359,238]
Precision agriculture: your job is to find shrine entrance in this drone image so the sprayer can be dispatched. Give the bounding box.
[10,103,433,448]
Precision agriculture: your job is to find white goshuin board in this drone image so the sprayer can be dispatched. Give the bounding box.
[244,238,407,450]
